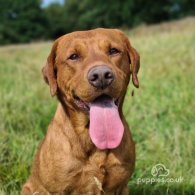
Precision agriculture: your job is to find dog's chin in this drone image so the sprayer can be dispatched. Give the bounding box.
[73,93,120,112]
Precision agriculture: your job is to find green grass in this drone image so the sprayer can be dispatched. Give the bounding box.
[0,17,195,194]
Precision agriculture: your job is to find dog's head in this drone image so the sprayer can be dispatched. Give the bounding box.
[42,28,140,149]
[42,28,139,110]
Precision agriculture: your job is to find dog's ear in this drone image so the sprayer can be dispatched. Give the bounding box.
[42,39,59,96]
[125,37,140,88]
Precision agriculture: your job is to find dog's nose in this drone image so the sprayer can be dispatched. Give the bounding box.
[88,65,114,89]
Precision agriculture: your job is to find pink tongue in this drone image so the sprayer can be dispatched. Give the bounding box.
[89,97,124,149]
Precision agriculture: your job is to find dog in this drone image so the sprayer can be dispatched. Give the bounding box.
[22,28,140,195]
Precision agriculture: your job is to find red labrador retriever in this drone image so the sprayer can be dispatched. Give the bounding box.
[22,28,140,195]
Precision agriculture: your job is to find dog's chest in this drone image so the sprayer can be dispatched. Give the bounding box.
[40,145,128,193]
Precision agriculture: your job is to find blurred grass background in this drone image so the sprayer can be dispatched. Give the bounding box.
[0,17,195,194]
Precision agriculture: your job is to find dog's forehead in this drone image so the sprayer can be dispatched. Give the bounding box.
[58,28,125,47]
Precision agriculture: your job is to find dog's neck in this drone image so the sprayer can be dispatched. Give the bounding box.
[55,102,95,155]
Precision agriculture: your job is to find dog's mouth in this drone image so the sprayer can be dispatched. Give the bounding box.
[73,94,124,150]
[73,94,120,112]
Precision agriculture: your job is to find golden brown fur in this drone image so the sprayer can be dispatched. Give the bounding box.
[22,28,140,195]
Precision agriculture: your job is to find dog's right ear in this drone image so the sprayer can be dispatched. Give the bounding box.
[114,29,140,88]
[124,37,140,88]
[42,40,59,96]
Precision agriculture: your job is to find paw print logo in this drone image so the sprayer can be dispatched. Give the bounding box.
[151,164,170,177]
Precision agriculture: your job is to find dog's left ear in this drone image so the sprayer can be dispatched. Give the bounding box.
[42,39,59,96]
[125,37,140,88]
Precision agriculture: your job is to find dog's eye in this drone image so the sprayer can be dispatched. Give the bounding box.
[68,53,80,60]
[109,48,120,55]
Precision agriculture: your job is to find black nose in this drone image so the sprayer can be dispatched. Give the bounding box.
[88,65,114,89]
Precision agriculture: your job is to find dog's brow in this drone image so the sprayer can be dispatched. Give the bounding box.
[65,40,88,55]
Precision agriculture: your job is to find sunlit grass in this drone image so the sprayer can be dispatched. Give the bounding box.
[0,18,195,194]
